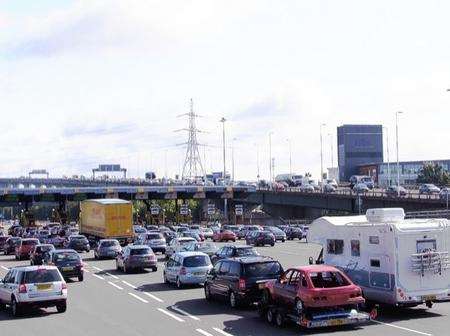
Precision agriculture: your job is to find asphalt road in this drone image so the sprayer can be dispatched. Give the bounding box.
[0,240,448,336]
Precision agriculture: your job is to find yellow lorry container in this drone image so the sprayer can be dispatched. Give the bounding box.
[80,199,133,241]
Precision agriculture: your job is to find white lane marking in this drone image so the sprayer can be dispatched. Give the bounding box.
[196,329,214,336]
[92,266,103,271]
[372,320,433,336]
[171,305,200,321]
[212,328,234,336]
[157,308,185,322]
[92,274,104,280]
[143,292,164,303]
[279,251,300,256]
[1,266,9,271]
[128,292,148,303]
[108,281,123,290]
[105,272,119,279]
[84,269,90,273]
[122,281,136,289]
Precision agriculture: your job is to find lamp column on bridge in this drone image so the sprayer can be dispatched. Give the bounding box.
[220,117,228,223]
[395,111,403,197]
[320,123,326,191]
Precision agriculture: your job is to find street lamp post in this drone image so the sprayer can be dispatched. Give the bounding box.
[395,111,403,197]
[232,137,237,183]
[220,117,228,222]
[287,138,292,176]
[320,123,326,191]
[269,132,274,183]
[255,143,260,182]
[383,127,391,187]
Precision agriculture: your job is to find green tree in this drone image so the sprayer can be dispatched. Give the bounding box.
[417,163,450,186]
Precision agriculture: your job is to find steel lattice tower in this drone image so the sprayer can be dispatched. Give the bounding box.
[177,99,205,179]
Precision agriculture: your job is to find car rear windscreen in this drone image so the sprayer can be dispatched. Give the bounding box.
[310,271,350,288]
[130,248,151,255]
[244,262,282,277]
[183,255,211,267]
[22,269,62,284]
[22,240,39,246]
[147,233,163,240]
[37,246,53,252]
[54,252,80,262]
[236,248,259,257]
[101,241,119,247]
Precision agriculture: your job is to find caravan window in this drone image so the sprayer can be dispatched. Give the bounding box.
[351,240,360,257]
[417,239,436,253]
[327,239,344,255]
[370,259,381,268]
[369,236,380,244]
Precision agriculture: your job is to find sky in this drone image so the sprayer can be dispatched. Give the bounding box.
[1,0,450,180]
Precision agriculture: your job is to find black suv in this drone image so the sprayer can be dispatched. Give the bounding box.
[285,227,305,240]
[210,245,259,264]
[204,256,283,308]
[44,249,84,282]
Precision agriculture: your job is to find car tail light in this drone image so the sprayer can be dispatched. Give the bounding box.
[19,284,27,293]
[238,278,246,290]
[180,267,187,275]
[149,255,156,261]
[62,282,67,290]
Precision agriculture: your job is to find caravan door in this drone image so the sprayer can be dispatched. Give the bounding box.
[368,254,392,291]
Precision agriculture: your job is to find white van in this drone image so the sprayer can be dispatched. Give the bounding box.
[308,208,450,307]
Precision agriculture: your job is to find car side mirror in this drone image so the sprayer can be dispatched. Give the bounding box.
[308,256,314,265]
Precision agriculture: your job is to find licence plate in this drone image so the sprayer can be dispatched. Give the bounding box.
[62,266,74,271]
[329,319,344,326]
[37,283,52,291]
[194,272,204,276]
[422,295,436,301]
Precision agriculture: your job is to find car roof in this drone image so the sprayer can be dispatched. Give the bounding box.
[52,249,78,254]
[229,256,274,264]
[175,251,208,258]
[128,244,150,249]
[10,265,60,272]
[177,237,196,241]
[290,265,339,273]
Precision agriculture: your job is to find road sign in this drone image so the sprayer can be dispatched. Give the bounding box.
[235,204,243,216]
[150,206,160,215]
[207,204,215,215]
[180,204,189,215]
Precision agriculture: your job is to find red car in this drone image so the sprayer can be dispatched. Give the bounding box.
[212,229,236,242]
[263,265,364,313]
[15,238,40,260]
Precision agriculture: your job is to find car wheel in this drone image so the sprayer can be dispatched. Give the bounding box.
[204,284,212,301]
[78,275,84,282]
[266,308,274,324]
[123,264,128,274]
[11,297,20,317]
[229,291,239,308]
[294,298,304,315]
[275,311,285,328]
[56,301,67,313]
[30,260,34,266]
[94,253,98,259]
[282,239,285,243]
[270,243,275,247]
[152,267,157,272]
[163,272,169,284]
[176,277,183,289]
[116,260,120,270]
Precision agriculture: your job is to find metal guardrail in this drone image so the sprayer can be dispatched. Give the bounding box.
[258,187,447,203]
[406,210,450,219]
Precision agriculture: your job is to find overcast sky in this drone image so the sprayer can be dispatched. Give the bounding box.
[1,0,449,180]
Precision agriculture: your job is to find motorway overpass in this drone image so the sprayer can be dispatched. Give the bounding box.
[236,189,448,219]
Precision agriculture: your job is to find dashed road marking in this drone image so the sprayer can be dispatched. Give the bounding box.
[92,266,103,271]
[157,308,185,322]
[212,328,234,336]
[171,305,200,321]
[0,266,9,271]
[196,329,214,336]
[108,281,123,290]
[105,272,119,279]
[143,292,164,303]
[84,269,90,273]
[128,292,148,303]
[92,274,104,280]
[372,320,433,336]
[122,281,136,289]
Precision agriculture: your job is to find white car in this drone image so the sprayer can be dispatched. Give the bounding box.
[0,265,67,316]
[165,237,196,258]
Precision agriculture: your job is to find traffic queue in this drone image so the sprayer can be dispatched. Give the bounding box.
[0,206,448,333]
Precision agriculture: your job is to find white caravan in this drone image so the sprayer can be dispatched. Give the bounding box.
[308,208,450,307]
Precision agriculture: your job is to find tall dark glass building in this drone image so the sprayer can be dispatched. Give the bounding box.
[337,124,383,181]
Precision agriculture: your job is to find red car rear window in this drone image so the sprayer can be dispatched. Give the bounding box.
[309,271,350,288]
